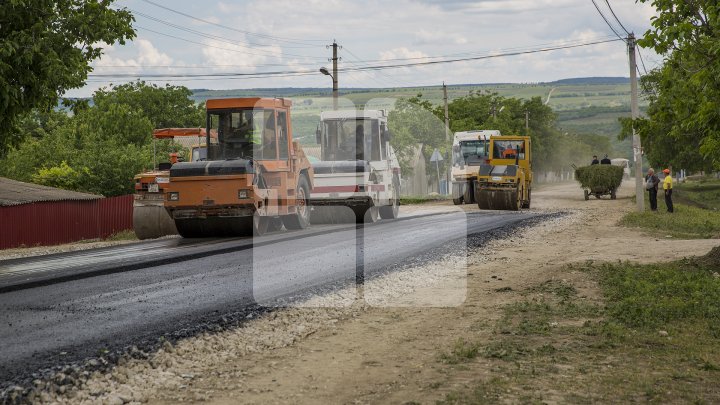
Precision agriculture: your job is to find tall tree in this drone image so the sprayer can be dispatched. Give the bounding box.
[628,0,720,170]
[0,0,135,153]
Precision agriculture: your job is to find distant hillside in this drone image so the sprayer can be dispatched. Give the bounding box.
[546,77,630,86]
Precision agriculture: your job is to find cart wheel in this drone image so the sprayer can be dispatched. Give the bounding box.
[584,190,589,201]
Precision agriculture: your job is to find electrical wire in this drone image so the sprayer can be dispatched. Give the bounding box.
[134,25,326,61]
[590,0,626,42]
[342,47,417,88]
[604,0,630,35]
[637,47,650,75]
[128,8,322,51]
[88,37,624,81]
[137,0,327,46]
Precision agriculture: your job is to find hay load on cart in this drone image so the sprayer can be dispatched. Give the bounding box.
[574,164,624,200]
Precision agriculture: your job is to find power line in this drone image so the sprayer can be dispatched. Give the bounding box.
[636,47,649,75]
[590,0,626,42]
[342,47,416,88]
[338,38,623,72]
[129,8,322,51]
[88,38,624,80]
[137,0,327,46]
[336,36,617,66]
[134,25,326,61]
[604,0,630,35]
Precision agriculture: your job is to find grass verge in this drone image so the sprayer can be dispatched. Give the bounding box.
[436,248,720,403]
[104,229,138,242]
[620,203,720,238]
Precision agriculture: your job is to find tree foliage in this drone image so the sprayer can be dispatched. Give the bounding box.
[0,82,200,196]
[388,91,601,175]
[625,0,720,171]
[0,0,135,153]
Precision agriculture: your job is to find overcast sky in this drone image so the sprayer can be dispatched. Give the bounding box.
[70,0,659,97]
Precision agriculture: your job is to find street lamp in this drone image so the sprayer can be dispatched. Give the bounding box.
[319,66,338,110]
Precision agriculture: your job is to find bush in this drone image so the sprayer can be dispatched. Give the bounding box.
[574,164,624,191]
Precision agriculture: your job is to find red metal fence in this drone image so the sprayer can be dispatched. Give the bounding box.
[0,195,134,250]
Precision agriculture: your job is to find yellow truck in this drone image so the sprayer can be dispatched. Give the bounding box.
[474,135,532,211]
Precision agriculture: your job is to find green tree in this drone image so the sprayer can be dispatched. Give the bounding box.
[92,81,205,130]
[0,82,198,196]
[388,95,446,176]
[627,0,720,170]
[0,0,135,153]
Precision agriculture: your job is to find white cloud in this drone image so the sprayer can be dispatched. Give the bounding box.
[63,0,660,96]
[200,39,281,69]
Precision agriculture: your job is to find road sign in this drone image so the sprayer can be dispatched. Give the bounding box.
[430,148,443,162]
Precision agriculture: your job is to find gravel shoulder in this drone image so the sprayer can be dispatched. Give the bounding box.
[13,180,718,404]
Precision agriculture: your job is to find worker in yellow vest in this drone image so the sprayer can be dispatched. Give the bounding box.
[662,168,673,213]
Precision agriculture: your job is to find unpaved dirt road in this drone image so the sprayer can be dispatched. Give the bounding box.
[5,181,718,404]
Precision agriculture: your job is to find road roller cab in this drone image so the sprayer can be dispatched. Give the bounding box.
[451,130,500,205]
[474,135,533,211]
[164,98,314,237]
[133,128,209,240]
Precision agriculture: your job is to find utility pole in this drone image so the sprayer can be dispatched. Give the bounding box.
[443,82,450,142]
[443,82,451,195]
[331,40,339,110]
[525,110,529,135]
[628,33,644,212]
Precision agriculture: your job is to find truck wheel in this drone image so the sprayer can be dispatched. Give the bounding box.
[521,188,532,209]
[175,219,204,238]
[380,178,400,219]
[464,181,475,204]
[267,217,284,232]
[354,205,379,224]
[252,212,269,236]
[282,176,311,230]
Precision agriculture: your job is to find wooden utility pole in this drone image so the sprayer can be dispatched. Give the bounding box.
[628,33,644,212]
[332,40,339,110]
[443,82,450,142]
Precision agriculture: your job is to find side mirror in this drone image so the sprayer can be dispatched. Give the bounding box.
[381,122,391,143]
[315,124,322,144]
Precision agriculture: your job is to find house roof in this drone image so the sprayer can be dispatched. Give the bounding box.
[0,177,102,207]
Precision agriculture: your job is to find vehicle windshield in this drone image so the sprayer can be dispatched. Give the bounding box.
[191,147,207,162]
[207,108,277,160]
[453,140,487,166]
[320,118,380,161]
[492,140,526,160]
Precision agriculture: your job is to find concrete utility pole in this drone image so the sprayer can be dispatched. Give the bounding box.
[628,33,644,212]
[525,110,529,135]
[331,41,339,110]
[443,82,451,195]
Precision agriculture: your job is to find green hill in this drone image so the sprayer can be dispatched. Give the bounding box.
[189,77,643,159]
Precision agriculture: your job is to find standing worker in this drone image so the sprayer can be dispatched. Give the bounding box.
[591,155,599,165]
[662,168,673,213]
[600,154,611,165]
[645,168,660,211]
